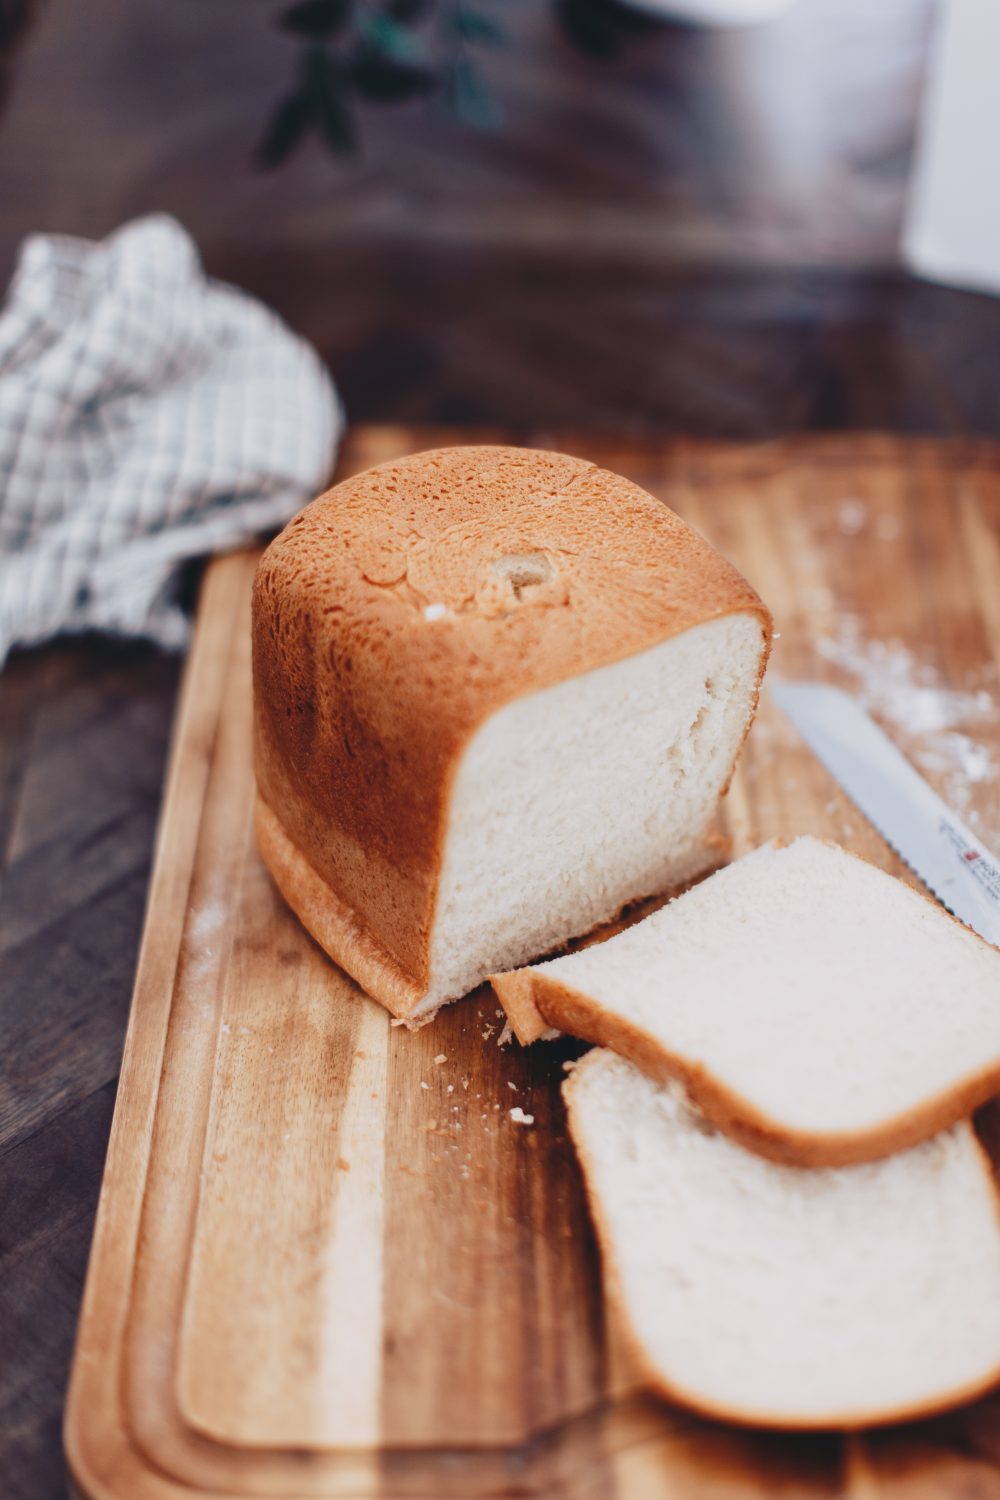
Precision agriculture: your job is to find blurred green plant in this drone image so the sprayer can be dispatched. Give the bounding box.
[257,0,655,166]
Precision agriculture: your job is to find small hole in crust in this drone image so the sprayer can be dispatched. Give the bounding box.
[492,552,553,599]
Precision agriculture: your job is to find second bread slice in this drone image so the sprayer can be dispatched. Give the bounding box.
[494,837,1000,1165]
[565,1048,1000,1429]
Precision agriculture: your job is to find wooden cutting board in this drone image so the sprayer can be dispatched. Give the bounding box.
[65,428,1000,1500]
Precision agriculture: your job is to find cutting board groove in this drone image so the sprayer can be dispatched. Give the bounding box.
[66,429,1000,1498]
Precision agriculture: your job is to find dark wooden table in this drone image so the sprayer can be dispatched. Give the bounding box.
[0,642,181,1496]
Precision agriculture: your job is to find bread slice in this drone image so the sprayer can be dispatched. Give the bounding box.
[494,837,1000,1165]
[565,1048,1000,1429]
[253,446,770,1022]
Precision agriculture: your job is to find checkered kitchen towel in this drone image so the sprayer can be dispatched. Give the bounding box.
[0,215,343,664]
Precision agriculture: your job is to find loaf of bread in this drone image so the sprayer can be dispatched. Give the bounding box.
[252,446,771,1021]
[565,1048,1000,1429]
[495,836,1000,1164]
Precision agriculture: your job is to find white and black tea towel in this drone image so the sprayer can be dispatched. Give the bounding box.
[0,214,343,663]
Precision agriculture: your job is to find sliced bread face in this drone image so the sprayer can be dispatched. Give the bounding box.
[565,1049,1000,1430]
[419,610,763,1017]
[495,837,1000,1165]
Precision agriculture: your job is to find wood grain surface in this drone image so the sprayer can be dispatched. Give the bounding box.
[60,428,1000,1498]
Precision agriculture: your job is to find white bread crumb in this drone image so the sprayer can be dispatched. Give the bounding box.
[509,1107,534,1125]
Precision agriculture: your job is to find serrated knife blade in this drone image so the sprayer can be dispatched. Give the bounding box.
[770,680,1000,947]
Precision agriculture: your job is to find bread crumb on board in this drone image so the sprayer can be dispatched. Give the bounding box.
[509,1107,534,1126]
[434,1053,447,1064]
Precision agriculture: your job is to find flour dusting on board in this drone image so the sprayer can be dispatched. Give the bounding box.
[816,615,999,842]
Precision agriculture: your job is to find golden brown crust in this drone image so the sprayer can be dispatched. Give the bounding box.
[253,445,771,1013]
[254,795,433,1021]
[489,971,546,1046]
[563,1051,1000,1429]
[545,972,1000,1167]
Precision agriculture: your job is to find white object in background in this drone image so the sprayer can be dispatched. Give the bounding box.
[622,0,796,22]
[903,0,1000,295]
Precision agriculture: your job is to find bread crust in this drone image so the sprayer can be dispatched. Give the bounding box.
[490,970,547,1047]
[564,1050,1000,1430]
[254,794,435,1022]
[253,445,771,1015]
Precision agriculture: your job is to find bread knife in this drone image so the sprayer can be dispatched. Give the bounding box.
[770,680,1000,947]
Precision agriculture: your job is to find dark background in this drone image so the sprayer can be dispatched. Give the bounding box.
[2,2,1000,1495]
[3,0,999,435]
